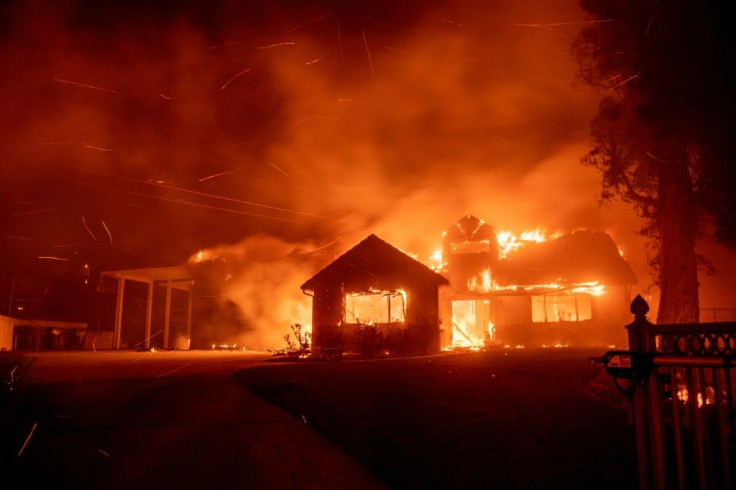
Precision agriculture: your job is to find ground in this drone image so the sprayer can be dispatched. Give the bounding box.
[1,348,637,489]
[238,348,639,489]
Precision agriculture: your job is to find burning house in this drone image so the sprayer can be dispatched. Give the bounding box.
[438,215,638,349]
[301,234,449,356]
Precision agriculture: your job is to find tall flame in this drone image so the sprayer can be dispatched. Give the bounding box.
[497,228,549,258]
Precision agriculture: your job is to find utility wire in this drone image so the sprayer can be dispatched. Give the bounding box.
[56,164,332,220]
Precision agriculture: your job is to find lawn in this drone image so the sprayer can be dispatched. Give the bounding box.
[236,348,639,489]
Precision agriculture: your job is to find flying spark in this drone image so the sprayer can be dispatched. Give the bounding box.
[221,68,251,90]
[337,21,343,54]
[82,145,112,152]
[442,19,464,27]
[62,165,332,221]
[11,209,53,216]
[82,216,96,241]
[17,423,38,456]
[362,30,375,78]
[305,58,322,66]
[155,363,192,378]
[291,115,339,128]
[207,40,242,50]
[286,12,334,34]
[5,236,36,241]
[298,237,341,254]
[38,256,68,261]
[159,93,176,100]
[53,78,117,93]
[49,243,86,249]
[609,73,640,90]
[513,19,614,28]
[645,151,684,164]
[133,330,163,349]
[255,42,295,50]
[198,171,233,183]
[268,161,290,177]
[101,221,113,246]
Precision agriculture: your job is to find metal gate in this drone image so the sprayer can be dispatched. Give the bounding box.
[603,295,736,490]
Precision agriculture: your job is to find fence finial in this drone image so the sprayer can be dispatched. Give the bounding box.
[630,295,649,318]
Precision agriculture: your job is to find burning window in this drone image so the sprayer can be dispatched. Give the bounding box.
[345,290,406,324]
[450,240,493,254]
[531,293,592,323]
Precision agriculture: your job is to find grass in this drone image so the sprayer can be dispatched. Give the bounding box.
[236,348,639,489]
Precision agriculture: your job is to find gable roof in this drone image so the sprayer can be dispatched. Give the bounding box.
[493,230,637,287]
[301,234,449,292]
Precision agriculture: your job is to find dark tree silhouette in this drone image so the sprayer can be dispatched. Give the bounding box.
[574,0,736,323]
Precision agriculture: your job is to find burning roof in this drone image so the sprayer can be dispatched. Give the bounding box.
[301,234,449,293]
[444,215,497,245]
[493,230,637,287]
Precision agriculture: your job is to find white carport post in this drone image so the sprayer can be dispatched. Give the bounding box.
[144,281,153,349]
[113,277,125,349]
[163,279,172,349]
[186,289,193,349]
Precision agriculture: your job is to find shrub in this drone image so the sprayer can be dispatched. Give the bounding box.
[283,323,311,357]
[356,323,384,358]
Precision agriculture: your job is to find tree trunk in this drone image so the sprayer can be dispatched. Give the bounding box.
[655,147,699,324]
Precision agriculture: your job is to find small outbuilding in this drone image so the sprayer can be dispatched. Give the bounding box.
[301,234,449,356]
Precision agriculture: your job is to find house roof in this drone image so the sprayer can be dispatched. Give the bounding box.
[493,230,637,287]
[300,234,449,292]
[444,214,496,243]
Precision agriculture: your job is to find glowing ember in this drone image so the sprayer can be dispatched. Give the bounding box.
[191,250,216,264]
[676,386,715,408]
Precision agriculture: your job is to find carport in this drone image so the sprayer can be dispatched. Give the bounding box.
[102,267,194,350]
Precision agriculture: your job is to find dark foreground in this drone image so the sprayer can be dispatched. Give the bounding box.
[236,348,638,489]
[0,351,386,490]
[0,348,638,489]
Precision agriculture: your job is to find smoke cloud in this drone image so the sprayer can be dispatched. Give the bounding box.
[1,0,733,343]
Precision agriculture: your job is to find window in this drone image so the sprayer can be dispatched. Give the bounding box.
[531,293,592,323]
[450,240,492,254]
[345,291,406,324]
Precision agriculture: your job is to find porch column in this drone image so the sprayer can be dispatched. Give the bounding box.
[185,288,193,350]
[163,279,172,348]
[144,281,153,349]
[114,277,125,349]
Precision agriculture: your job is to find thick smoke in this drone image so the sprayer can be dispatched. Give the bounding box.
[1,0,733,342]
[188,235,332,349]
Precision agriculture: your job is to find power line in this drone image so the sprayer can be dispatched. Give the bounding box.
[58,174,318,225]
[56,164,332,220]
